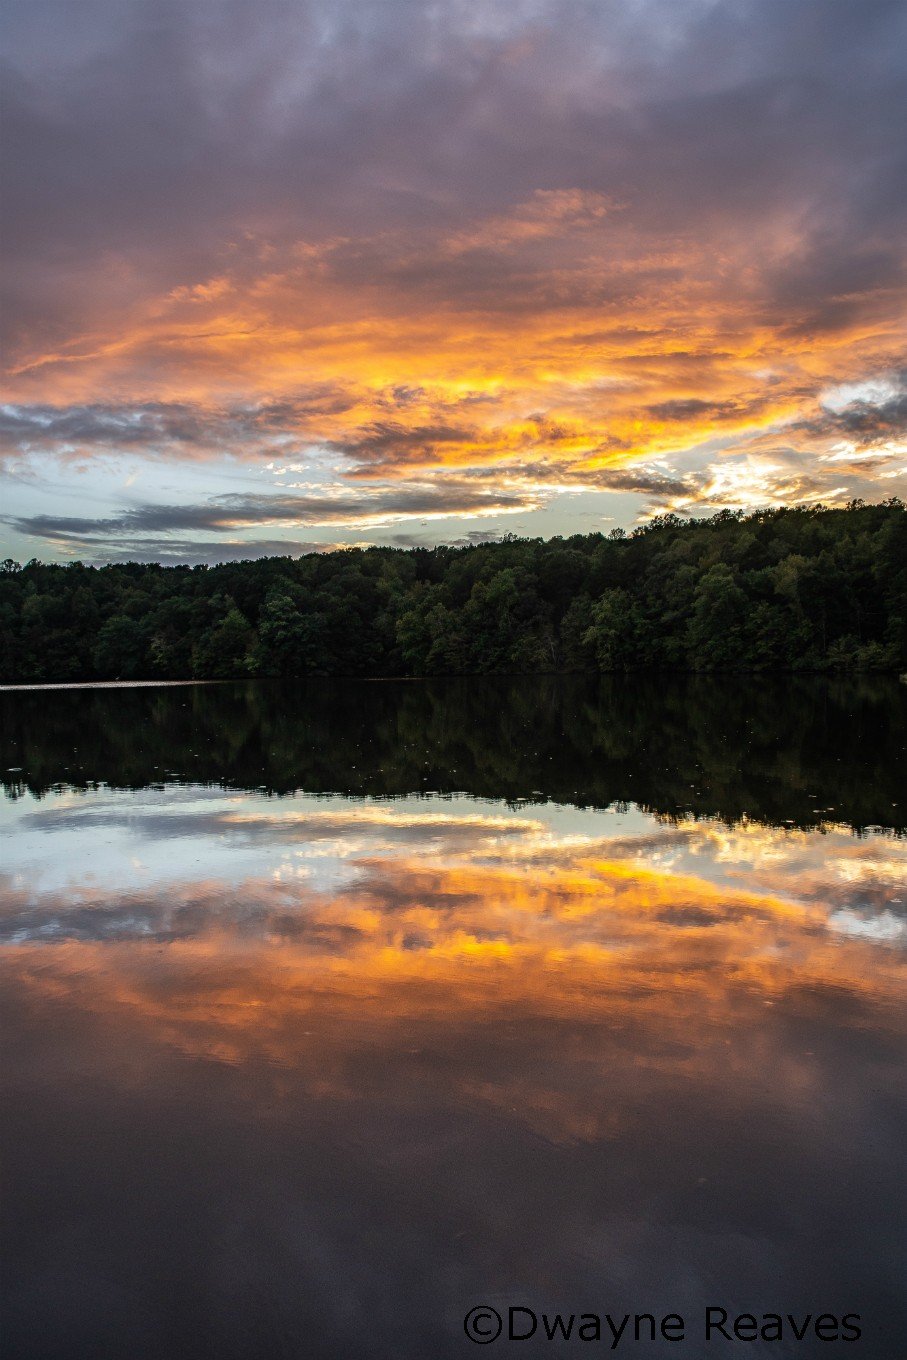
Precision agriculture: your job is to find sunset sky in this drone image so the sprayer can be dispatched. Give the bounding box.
[2,0,905,565]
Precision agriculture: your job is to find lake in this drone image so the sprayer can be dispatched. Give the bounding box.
[1,676,905,1358]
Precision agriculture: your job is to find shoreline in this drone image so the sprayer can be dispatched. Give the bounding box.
[2,670,905,690]
[0,679,224,692]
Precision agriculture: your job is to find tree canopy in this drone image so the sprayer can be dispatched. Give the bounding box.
[1,501,904,682]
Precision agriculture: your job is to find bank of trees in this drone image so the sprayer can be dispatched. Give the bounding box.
[0,501,904,682]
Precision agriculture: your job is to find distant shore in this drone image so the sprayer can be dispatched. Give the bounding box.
[2,503,904,683]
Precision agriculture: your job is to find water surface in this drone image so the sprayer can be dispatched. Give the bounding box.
[2,677,905,1358]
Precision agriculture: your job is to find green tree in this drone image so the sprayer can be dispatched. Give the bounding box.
[93,615,147,678]
[686,564,750,669]
[192,607,255,678]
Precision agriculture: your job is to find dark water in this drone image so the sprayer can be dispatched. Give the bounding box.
[1,677,905,1359]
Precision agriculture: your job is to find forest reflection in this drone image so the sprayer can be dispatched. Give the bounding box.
[2,679,906,1359]
[3,673,905,831]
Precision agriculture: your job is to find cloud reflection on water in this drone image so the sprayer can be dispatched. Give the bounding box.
[2,787,906,1357]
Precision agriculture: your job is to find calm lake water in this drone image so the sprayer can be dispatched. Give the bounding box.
[1,677,906,1359]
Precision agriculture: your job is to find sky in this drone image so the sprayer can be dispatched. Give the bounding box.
[1,0,906,565]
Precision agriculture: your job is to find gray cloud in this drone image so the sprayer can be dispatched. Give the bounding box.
[0,393,358,462]
[64,538,331,566]
[785,371,907,447]
[6,482,541,543]
[644,398,768,423]
[820,395,907,445]
[0,402,217,450]
[2,0,906,558]
[2,0,906,352]
[584,468,692,497]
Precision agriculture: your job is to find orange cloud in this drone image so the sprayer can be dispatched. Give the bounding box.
[5,209,905,495]
[3,0,906,550]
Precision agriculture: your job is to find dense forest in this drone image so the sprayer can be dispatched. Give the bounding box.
[1,501,905,682]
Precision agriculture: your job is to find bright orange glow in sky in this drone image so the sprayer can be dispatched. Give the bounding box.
[2,1,905,562]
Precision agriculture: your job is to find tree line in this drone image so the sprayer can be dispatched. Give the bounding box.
[1,501,904,682]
